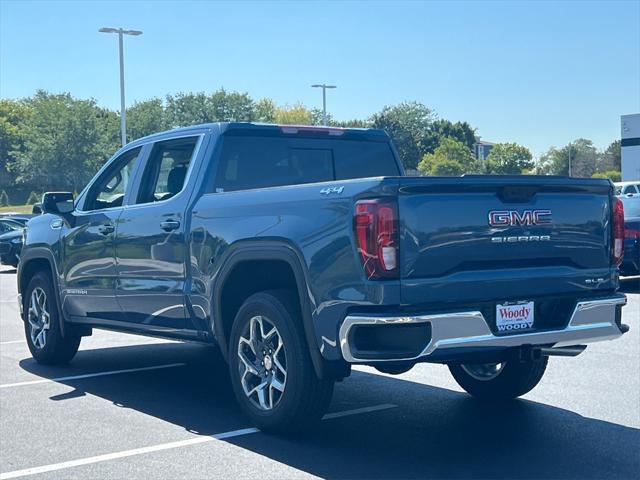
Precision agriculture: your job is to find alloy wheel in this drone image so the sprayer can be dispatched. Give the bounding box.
[237,315,287,411]
[28,287,50,350]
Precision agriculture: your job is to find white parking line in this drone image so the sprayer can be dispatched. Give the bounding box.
[0,363,187,389]
[0,403,397,479]
[0,340,24,345]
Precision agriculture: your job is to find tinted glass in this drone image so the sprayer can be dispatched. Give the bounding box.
[0,220,22,233]
[214,135,398,192]
[136,136,198,204]
[84,147,141,211]
[622,197,640,218]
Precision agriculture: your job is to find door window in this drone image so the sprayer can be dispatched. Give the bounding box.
[84,147,142,211]
[135,137,199,204]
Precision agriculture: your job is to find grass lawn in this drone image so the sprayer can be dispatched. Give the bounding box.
[0,204,33,214]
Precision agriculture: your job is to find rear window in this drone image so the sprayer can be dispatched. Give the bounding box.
[213,135,399,192]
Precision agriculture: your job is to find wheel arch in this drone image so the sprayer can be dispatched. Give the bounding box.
[212,241,326,379]
[18,248,67,336]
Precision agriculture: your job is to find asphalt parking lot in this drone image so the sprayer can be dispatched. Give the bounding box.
[1,265,638,479]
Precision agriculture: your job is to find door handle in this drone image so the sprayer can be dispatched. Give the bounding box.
[98,224,115,235]
[160,220,180,232]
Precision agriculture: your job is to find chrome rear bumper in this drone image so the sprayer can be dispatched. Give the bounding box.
[339,296,627,363]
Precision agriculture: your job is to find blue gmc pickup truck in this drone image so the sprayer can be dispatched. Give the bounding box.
[18,123,629,432]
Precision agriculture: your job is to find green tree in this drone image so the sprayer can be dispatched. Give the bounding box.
[0,99,32,184]
[371,101,437,170]
[540,138,599,177]
[418,137,479,176]
[11,91,117,192]
[333,118,371,128]
[26,191,40,204]
[592,170,621,182]
[165,89,255,128]
[274,103,314,125]
[485,143,534,175]
[432,119,477,151]
[127,98,166,140]
[253,98,276,123]
[600,140,621,172]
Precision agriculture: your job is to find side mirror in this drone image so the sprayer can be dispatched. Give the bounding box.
[42,192,74,215]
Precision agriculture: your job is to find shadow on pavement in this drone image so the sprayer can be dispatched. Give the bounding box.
[620,276,640,294]
[18,342,640,479]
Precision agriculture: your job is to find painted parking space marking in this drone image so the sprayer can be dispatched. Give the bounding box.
[0,363,187,389]
[0,403,397,479]
[0,340,24,345]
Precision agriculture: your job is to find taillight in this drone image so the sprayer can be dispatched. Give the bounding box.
[354,199,399,279]
[612,197,624,266]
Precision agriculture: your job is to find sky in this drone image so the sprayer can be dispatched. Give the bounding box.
[1,0,639,156]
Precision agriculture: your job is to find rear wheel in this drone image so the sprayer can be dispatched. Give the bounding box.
[228,291,334,433]
[23,272,81,365]
[448,357,548,400]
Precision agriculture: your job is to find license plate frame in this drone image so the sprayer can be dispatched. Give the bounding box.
[496,301,534,333]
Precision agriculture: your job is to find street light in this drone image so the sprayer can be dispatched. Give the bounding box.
[311,84,336,125]
[99,27,143,147]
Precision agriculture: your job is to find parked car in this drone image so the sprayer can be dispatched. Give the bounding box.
[1,213,37,225]
[620,194,640,276]
[0,218,25,267]
[615,181,640,196]
[18,123,628,432]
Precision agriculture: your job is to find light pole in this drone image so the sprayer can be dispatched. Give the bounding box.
[99,27,143,147]
[311,84,336,125]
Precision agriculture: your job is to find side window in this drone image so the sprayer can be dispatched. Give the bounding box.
[215,137,333,192]
[84,147,141,211]
[623,185,637,194]
[135,137,199,204]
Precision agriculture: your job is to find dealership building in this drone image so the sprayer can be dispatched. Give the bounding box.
[622,114,640,181]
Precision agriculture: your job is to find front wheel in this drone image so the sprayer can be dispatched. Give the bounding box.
[228,291,334,433]
[448,357,548,400]
[23,272,81,365]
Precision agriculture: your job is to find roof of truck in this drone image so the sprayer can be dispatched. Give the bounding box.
[129,122,389,146]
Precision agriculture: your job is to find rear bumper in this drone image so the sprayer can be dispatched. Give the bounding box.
[339,295,627,363]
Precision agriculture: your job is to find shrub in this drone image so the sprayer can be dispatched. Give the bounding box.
[0,190,9,207]
[26,191,41,205]
[592,171,621,182]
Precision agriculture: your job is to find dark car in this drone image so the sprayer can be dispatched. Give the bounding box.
[2,213,37,225]
[0,218,25,267]
[17,123,628,432]
[620,194,640,276]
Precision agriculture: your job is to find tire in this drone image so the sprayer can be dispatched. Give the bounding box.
[23,271,81,365]
[448,357,548,400]
[228,290,334,433]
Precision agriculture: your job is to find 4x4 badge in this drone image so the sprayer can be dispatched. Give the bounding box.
[320,186,344,195]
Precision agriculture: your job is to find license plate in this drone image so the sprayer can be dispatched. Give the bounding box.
[496,301,534,332]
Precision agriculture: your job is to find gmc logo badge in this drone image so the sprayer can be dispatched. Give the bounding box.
[488,209,552,227]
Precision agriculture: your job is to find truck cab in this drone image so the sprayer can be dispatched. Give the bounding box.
[18,123,628,432]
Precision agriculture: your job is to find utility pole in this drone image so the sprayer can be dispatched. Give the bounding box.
[99,27,143,147]
[311,84,337,125]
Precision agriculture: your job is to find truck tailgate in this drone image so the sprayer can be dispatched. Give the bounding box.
[398,176,615,307]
